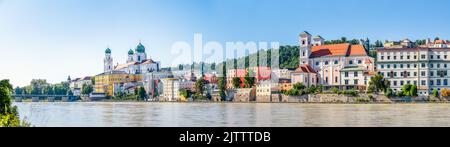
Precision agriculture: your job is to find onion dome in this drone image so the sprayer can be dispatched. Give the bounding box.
[105,48,112,54]
[135,43,146,53]
[128,49,134,55]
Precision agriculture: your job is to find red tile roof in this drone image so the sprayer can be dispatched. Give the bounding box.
[293,65,317,74]
[310,43,367,58]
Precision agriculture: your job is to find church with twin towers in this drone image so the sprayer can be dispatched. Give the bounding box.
[103,41,161,74]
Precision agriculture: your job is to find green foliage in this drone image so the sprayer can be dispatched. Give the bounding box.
[217,77,227,101]
[433,89,439,98]
[0,79,31,127]
[244,71,256,88]
[410,85,418,97]
[180,89,192,98]
[355,97,371,103]
[232,77,241,88]
[293,83,306,90]
[396,91,404,97]
[385,88,393,97]
[402,84,413,97]
[81,84,94,95]
[342,89,359,97]
[195,77,207,96]
[137,87,147,101]
[17,79,70,95]
[368,74,391,94]
[324,37,360,45]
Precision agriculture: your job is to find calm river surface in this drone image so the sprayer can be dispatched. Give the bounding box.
[13,102,450,127]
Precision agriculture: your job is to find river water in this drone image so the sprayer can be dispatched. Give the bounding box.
[13,102,450,127]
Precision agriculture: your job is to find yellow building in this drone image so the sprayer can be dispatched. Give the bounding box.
[94,71,142,96]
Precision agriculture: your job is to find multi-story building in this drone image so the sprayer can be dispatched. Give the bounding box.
[142,71,173,99]
[272,68,294,79]
[377,39,450,96]
[291,65,318,87]
[298,31,375,90]
[161,78,180,102]
[93,71,142,96]
[69,76,93,96]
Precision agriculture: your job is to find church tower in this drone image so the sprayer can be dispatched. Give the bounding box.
[104,48,113,72]
[134,42,147,63]
[299,31,312,66]
[127,49,134,63]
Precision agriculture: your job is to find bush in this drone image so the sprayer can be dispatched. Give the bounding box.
[342,89,359,97]
[368,94,374,99]
[384,88,393,97]
[355,98,371,103]
[441,88,450,97]
[331,87,340,94]
[433,89,439,98]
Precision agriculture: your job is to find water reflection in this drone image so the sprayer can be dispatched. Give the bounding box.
[13,103,450,127]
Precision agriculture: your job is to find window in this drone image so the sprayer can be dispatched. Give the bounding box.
[335,77,338,83]
[393,81,398,86]
[349,60,354,65]
[407,56,410,59]
[421,71,426,76]
[394,56,397,60]
[334,60,339,65]
[325,61,329,65]
[345,72,349,77]
[430,71,434,77]
[381,56,384,60]
[421,63,426,68]
[422,80,426,86]
[437,79,442,86]
[394,64,397,68]
[400,72,404,77]
[387,56,391,60]
[302,51,306,57]
[387,64,391,68]
[438,55,441,59]
[407,64,410,68]
[345,80,349,85]
[400,56,404,60]
[445,79,448,86]
[421,55,426,59]
[407,72,411,77]
[407,81,411,84]
[400,81,404,86]
[414,72,417,76]
[430,80,434,86]
[430,63,434,68]
[400,64,404,68]
[394,72,397,77]
[414,64,417,68]
[438,64,441,68]
[414,55,417,59]
[358,60,362,64]
[445,64,448,68]
[316,62,320,66]
[381,65,385,69]
[354,80,359,85]
[430,55,434,59]
[414,81,417,85]
[445,55,448,59]
[354,71,358,77]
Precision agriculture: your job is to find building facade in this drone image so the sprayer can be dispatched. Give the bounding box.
[161,78,180,102]
[377,39,450,96]
[104,42,161,74]
[298,31,375,90]
[93,71,142,96]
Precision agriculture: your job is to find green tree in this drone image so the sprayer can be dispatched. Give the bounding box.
[243,70,256,88]
[218,77,227,101]
[81,84,94,95]
[402,84,413,96]
[410,85,418,97]
[1,79,31,127]
[433,89,439,98]
[368,74,390,94]
[293,83,306,90]
[195,77,207,96]
[137,87,147,101]
[232,77,241,88]
[385,88,393,97]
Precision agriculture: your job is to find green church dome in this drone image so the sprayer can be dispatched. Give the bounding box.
[105,48,112,54]
[135,43,146,53]
[128,49,134,55]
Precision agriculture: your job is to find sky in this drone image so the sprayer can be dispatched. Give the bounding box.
[1,0,450,87]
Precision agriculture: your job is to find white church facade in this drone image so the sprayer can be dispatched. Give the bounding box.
[104,42,161,74]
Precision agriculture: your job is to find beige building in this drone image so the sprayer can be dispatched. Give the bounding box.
[161,78,180,101]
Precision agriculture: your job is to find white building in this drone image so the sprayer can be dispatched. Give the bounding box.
[69,76,93,96]
[143,71,173,99]
[377,40,450,96]
[298,31,375,91]
[161,78,180,102]
[104,42,161,74]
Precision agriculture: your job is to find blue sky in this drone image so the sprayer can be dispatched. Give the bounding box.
[1,0,450,87]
